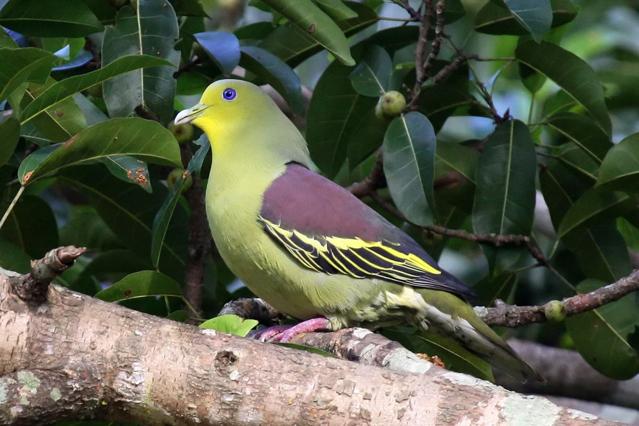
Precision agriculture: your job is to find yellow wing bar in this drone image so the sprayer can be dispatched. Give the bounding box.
[260,217,441,286]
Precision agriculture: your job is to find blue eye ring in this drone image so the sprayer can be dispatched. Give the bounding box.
[222,88,236,101]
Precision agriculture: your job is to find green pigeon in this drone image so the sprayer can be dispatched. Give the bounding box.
[174,79,538,381]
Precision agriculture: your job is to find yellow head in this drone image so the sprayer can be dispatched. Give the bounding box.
[175,80,281,142]
[175,79,310,166]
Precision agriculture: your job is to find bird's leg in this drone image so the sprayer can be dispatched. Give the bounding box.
[267,317,332,343]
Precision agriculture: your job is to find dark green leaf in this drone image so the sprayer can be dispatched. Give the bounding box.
[199,314,259,337]
[194,31,241,74]
[597,133,639,192]
[541,90,576,119]
[18,118,181,184]
[0,48,56,101]
[172,0,213,16]
[0,0,103,37]
[59,168,187,279]
[383,112,436,226]
[261,0,354,65]
[313,0,357,21]
[306,59,377,177]
[20,55,172,125]
[557,144,598,183]
[0,117,19,167]
[473,120,536,236]
[476,0,575,39]
[102,0,179,124]
[59,205,120,251]
[545,112,611,163]
[260,2,376,67]
[566,279,639,380]
[474,272,517,306]
[0,237,30,273]
[96,270,182,302]
[187,135,210,176]
[502,0,552,41]
[516,41,611,135]
[240,45,305,114]
[349,45,392,97]
[540,161,631,282]
[0,195,58,258]
[558,189,633,238]
[151,171,188,268]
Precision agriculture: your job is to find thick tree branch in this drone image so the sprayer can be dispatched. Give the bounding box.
[0,251,614,425]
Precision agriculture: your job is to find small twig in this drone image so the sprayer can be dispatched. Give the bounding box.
[477,269,639,327]
[410,0,434,108]
[173,57,203,78]
[134,105,161,123]
[9,246,86,304]
[345,151,385,197]
[0,185,25,232]
[391,0,422,21]
[422,0,446,78]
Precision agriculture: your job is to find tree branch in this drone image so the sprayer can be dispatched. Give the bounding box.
[477,270,639,327]
[0,251,614,425]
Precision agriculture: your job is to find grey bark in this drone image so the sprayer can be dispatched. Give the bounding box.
[0,267,618,425]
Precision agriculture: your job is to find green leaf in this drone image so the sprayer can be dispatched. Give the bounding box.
[0,48,56,101]
[597,133,639,191]
[199,314,259,337]
[306,59,377,177]
[383,112,436,226]
[18,118,181,184]
[557,144,598,183]
[0,0,103,37]
[194,32,241,74]
[59,205,120,251]
[102,0,179,124]
[313,0,357,21]
[566,279,639,380]
[0,117,19,167]
[59,168,187,279]
[474,272,517,307]
[96,270,182,302]
[349,45,392,97]
[473,120,537,236]
[0,237,30,273]
[541,90,576,119]
[476,0,575,39]
[20,55,172,125]
[261,0,354,65]
[239,45,305,115]
[102,156,152,193]
[545,113,611,163]
[18,79,87,143]
[260,2,376,67]
[516,41,611,135]
[502,0,552,41]
[557,189,633,238]
[187,135,210,176]
[540,160,631,282]
[151,171,188,268]
[0,195,59,259]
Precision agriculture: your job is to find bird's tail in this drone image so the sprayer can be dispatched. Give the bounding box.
[416,289,541,383]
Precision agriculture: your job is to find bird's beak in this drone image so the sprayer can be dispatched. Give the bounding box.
[174,103,208,125]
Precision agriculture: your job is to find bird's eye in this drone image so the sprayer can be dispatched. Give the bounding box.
[222,88,236,101]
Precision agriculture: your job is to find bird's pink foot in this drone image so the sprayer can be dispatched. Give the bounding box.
[251,325,292,342]
[268,317,331,343]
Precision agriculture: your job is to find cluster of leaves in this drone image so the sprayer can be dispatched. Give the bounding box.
[0,0,638,380]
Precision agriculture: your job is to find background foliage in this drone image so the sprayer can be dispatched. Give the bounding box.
[1,0,639,384]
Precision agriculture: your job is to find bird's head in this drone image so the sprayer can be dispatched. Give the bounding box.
[175,79,311,168]
[175,79,281,140]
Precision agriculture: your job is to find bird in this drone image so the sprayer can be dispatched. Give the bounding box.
[174,79,538,382]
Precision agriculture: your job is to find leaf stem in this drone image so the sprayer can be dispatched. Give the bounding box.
[0,185,25,232]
